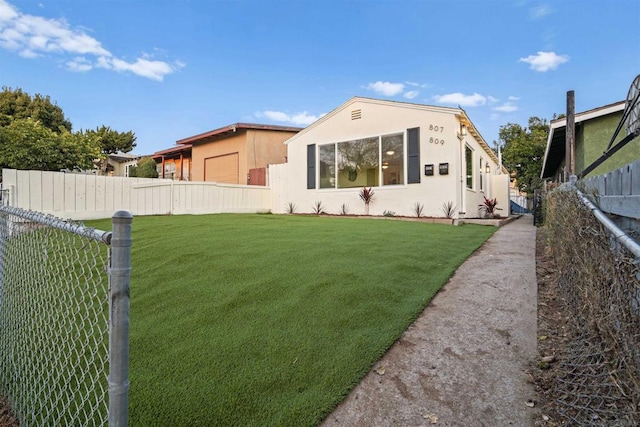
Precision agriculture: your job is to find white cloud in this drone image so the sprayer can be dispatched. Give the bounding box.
[0,0,18,22]
[487,96,499,104]
[519,51,569,72]
[432,92,488,107]
[66,56,92,72]
[0,0,183,81]
[508,96,520,101]
[97,56,183,81]
[19,48,37,58]
[255,110,323,126]
[530,4,551,20]
[492,102,518,113]
[367,81,405,96]
[403,90,419,100]
[406,81,431,89]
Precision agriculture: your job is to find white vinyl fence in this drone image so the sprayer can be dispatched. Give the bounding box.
[268,163,288,214]
[2,169,271,220]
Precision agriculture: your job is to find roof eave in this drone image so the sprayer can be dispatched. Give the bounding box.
[177,123,303,145]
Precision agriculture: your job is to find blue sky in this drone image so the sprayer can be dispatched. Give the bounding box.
[1,0,639,155]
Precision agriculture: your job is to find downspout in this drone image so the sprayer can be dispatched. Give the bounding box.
[161,156,166,179]
[179,152,184,180]
[458,129,466,218]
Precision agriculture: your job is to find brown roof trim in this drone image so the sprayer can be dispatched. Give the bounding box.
[549,100,625,125]
[176,122,303,145]
[152,144,192,159]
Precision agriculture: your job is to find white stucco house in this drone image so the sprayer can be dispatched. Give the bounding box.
[277,97,509,218]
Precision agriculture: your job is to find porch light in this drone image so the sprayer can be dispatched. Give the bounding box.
[386,150,395,156]
[382,165,389,169]
[486,164,490,173]
[460,124,468,136]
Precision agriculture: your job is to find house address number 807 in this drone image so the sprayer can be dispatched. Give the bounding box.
[429,124,445,145]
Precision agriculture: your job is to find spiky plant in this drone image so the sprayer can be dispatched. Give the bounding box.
[442,201,457,219]
[312,201,325,215]
[478,196,502,218]
[413,202,424,218]
[359,187,375,215]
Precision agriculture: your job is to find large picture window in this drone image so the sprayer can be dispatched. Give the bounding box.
[465,145,473,189]
[337,137,378,188]
[317,132,405,189]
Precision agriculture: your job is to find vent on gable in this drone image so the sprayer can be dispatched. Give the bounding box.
[351,109,362,120]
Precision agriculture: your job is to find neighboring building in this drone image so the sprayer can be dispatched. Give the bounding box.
[105,152,141,177]
[152,144,192,180]
[541,101,639,181]
[280,97,509,218]
[176,123,302,185]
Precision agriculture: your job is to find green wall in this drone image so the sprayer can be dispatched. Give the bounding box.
[577,111,640,177]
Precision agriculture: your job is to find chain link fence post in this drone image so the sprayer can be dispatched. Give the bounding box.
[109,211,133,427]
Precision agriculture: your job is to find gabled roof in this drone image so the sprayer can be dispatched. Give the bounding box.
[284,96,503,169]
[177,122,303,146]
[541,100,625,179]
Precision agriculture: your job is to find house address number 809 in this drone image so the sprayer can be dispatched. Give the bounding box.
[429,124,445,145]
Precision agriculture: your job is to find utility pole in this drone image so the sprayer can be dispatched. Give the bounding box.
[566,90,576,180]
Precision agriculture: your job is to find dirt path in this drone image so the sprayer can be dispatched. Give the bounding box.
[323,215,540,426]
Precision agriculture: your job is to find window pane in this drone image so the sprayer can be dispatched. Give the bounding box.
[382,133,404,185]
[319,144,335,188]
[337,137,379,188]
[466,146,473,189]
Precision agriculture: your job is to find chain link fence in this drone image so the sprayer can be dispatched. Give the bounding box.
[545,185,639,426]
[0,206,132,426]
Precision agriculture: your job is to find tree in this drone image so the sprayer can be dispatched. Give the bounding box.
[0,87,72,132]
[82,125,137,173]
[0,87,137,173]
[129,157,158,178]
[83,125,137,156]
[497,116,549,194]
[0,118,99,171]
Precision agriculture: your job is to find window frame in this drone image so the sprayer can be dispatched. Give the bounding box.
[465,145,474,190]
[315,131,407,190]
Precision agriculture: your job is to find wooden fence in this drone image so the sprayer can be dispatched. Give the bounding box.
[1,169,271,220]
[581,160,640,219]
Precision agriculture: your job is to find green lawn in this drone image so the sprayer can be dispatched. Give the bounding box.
[88,214,496,426]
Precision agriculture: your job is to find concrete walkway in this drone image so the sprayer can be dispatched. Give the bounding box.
[323,215,539,427]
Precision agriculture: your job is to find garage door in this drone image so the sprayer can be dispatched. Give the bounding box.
[204,153,239,184]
